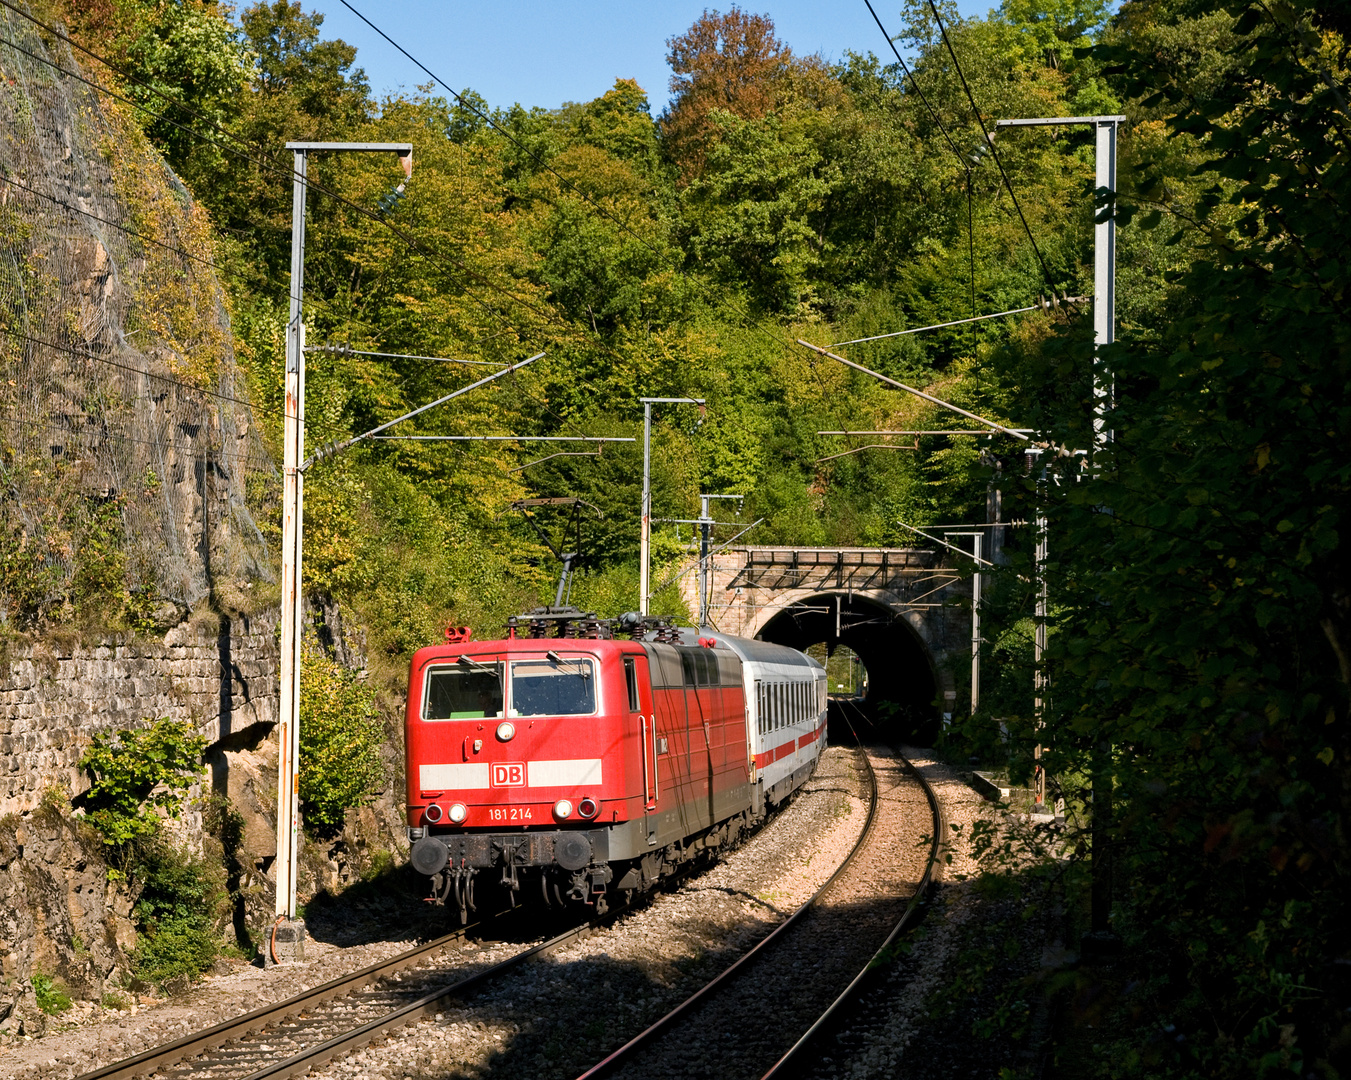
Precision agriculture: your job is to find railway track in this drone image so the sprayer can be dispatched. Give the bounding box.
[574,737,944,1080]
[67,742,905,1080]
[71,908,583,1080]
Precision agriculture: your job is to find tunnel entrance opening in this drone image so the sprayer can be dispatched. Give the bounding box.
[805,642,867,699]
[756,593,940,745]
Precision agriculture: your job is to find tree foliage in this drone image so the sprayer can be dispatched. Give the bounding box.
[980,0,1350,1071]
[661,6,793,180]
[298,636,383,837]
[77,718,207,848]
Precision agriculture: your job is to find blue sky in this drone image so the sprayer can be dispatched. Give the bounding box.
[305,1,997,115]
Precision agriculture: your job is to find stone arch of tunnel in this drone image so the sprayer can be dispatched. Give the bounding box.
[750,591,942,744]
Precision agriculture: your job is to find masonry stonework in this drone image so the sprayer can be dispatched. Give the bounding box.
[0,610,279,817]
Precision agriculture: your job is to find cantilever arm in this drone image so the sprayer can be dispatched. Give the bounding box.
[796,339,1029,441]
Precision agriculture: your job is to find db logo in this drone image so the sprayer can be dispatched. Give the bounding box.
[490,762,525,787]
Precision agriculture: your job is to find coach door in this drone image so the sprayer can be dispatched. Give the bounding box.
[625,655,659,844]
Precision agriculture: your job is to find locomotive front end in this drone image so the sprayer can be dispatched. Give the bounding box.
[405,638,638,920]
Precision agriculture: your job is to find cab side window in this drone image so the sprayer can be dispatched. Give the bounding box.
[624,657,640,712]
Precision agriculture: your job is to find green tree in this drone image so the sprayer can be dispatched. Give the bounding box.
[298,636,382,836]
[993,1,1351,1070]
[680,111,830,313]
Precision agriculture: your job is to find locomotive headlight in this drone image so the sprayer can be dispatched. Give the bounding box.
[447,802,468,824]
[577,797,598,819]
[423,803,444,824]
[553,799,573,820]
[496,721,515,742]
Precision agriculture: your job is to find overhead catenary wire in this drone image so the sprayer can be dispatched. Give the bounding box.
[797,338,1030,440]
[0,170,227,278]
[861,0,969,169]
[816,443,918,462]
[862,0,979,335]
[0,406,279,471]
[922,0,1070,308]
[337,0,673,270]
[304,345,506,367]
[895,518,998,567]
[829,303,1066,347]
[0,324,350,440]
[508,449,605,473]
[301,351,547,469]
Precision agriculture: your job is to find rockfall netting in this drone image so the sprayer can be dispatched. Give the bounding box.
[0,3,276,625]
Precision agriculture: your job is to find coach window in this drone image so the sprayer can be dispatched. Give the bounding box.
[509,657,596,717]
[422,662,503,720]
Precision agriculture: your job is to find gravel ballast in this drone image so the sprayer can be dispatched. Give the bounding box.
[804,749,1061,1080]
[7,745,1034,1080]
[4,744,870,1080]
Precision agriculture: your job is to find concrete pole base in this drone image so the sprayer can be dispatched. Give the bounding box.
[264,919,307,967]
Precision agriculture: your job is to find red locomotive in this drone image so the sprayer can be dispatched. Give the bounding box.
[405,608,827,920]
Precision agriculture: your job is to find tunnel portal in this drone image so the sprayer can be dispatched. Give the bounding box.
[686,546,969,747]
[756,593,941,744]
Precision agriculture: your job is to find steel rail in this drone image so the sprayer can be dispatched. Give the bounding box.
[233,920,596,1080]
[73,912,520,1080]
[759,715,948,1078]
[572,744,882,1080]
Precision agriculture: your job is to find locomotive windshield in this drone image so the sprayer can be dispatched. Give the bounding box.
[509,658,596,717]
[422,662,504,719]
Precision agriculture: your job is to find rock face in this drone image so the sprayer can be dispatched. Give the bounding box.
[0,2,274,620]
[0,4,411,1011]
[0,805,130,1035]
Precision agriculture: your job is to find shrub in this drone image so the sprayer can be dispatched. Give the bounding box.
[78,718,207,848]
[299,638,383,837]
[30,973,71,1015]
[129,839,223,987]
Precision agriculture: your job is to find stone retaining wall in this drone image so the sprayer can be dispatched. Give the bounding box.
[0,609,280,817]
